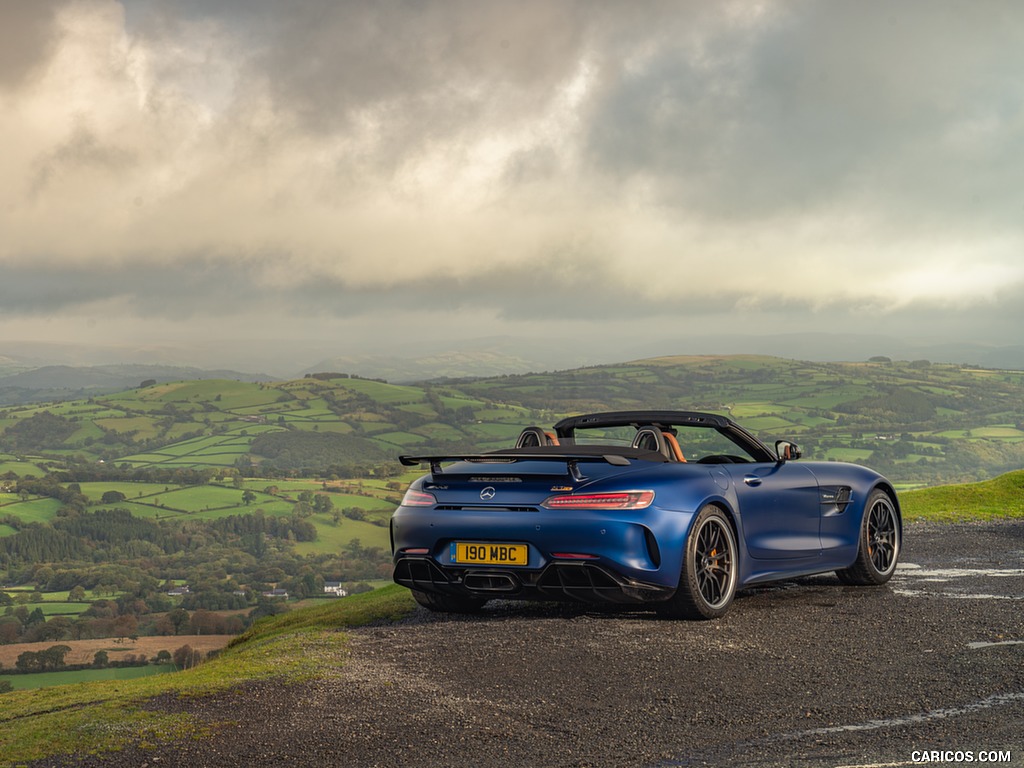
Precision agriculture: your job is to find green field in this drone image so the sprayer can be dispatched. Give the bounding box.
[1,354,1023,486]
[900,469,1024,522]
[78,482,183,501]
[25,602,92,617]
[0,459,47,477]
[0,664,175,691]
[296,515,391,554]
[0,497,63,524]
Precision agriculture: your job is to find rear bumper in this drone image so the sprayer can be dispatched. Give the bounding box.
[393,556,676,605]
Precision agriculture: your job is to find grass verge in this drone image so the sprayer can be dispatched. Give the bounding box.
[0,585,416,766]
[899,469,1024,522]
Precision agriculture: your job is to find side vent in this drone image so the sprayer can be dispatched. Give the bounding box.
[643,526,662,568]
[819,486,852,514]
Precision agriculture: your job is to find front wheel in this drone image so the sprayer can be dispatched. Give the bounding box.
[659,505,738,620]
[411,589,487,614]
[836,490,901,586]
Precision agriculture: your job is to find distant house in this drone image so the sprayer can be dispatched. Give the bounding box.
[262,588,289,599]
[167,586,191,597]
[324,582,348,598]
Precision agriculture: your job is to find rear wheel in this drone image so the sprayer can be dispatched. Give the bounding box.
[411,589,487,614]
[836,489,900,586]
[659,505,738,620]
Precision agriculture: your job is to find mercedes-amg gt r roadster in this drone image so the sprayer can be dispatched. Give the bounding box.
[391,411,902,619]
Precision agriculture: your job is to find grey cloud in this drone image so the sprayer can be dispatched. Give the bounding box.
[123,1,1024,230]
[0,248,737,324]
[584,2,1024,228]
[31,123,138,196]
[0,256,273,317]
[0,0,63,89]
[130,0,589,165]
[4,0,1023,358]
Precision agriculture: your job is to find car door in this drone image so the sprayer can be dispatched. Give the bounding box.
[726,461,821,560]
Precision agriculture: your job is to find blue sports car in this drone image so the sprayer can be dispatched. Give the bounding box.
[391,410,902,619]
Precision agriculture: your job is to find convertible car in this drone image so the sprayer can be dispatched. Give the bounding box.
[391,410,901,619]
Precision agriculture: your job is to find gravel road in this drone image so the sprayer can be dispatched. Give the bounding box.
[36,520,1024,768]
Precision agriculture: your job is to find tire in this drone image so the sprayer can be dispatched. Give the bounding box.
[836,489,901,586]
[411,589,487,614]
[659,505,739,620]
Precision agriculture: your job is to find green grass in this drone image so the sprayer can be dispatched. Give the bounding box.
[0,497,63,524]
[465,422,526,439]
[317,492,395,510]
[338,379,426,403]
[27,602,93,617]
[0,459,48,477]
[970,426,1024,438]
[900,469,1024,522]
[296,515,391,554]
[93,416,163,439]
[0,585,417,766]
[78,482,181,501]
[372,431,427,446]
[0,665,174,691]
[825,448,874,462]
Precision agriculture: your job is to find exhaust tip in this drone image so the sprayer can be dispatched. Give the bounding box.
[463,572,518,592]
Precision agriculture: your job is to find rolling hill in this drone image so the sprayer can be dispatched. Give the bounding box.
[0,355,1021,486]
[0,364,274,405]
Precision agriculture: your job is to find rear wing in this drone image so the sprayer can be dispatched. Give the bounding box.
[399,452,633,480]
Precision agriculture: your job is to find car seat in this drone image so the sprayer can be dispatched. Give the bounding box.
[631,427,684,462]
[515,426,559,448]
[662,431,686,462]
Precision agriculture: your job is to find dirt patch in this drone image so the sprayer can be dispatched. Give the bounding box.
[0,634,234,667]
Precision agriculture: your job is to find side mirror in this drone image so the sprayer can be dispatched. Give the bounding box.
[775,440,802,462]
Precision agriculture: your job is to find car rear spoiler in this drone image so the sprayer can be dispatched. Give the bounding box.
[399,452,632,480]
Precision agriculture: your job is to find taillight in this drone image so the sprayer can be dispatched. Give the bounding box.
[400,489,437,507]
[540,490,655,510]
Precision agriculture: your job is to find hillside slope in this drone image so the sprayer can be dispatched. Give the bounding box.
[0,355,1022,485]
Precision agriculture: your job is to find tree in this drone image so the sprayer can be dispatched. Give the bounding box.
[113,615,138,643]
[172,644,202,670]
[69,585,87,602]
[0,619,21,644]
[27,616,72,643]
[101,490,127,504]
[241,490,257,506]
[15,651,42,672]
[39,645,71,670]
[93,650,109,668]
[167,607,190,635]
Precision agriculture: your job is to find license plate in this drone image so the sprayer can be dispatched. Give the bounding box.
[451,542,528,566]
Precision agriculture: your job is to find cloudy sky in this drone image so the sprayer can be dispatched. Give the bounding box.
[2,1,1023,373]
